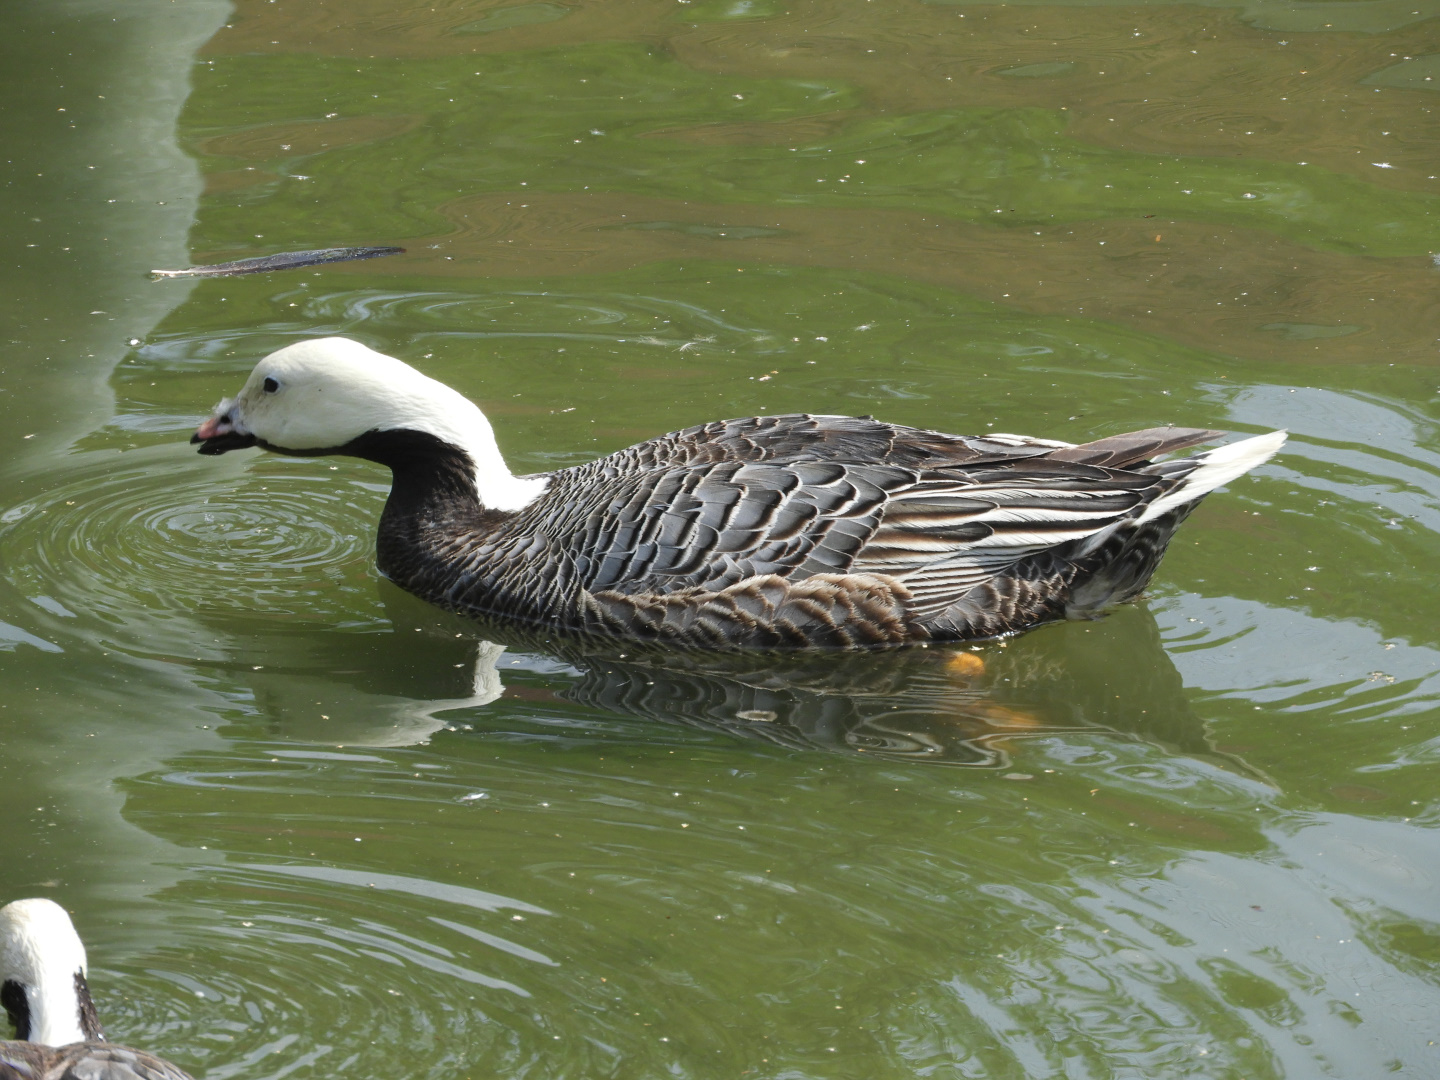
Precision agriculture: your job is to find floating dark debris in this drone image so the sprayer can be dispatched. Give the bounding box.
[151,245,404,278]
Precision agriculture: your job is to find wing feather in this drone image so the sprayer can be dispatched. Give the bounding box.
[0,1043,197,1080]
[565,431,1186,618]
[853,474,1160,614]
[1046,426,1223,467]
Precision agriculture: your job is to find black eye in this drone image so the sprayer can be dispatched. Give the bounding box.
[262,377,279,393]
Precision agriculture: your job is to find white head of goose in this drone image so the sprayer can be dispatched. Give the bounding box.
[193,337,1285,648]
[1,898,194,1080]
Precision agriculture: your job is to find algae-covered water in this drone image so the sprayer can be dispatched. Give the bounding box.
[3,0,1440,1076]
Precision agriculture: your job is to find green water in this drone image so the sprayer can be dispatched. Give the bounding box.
[3,0,1440,1076]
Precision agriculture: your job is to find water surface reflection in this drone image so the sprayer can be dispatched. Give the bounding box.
[6,0,1440,1075]
[222,593,1234,770]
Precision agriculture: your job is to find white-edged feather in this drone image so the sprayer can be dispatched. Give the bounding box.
[1138,430,1287,523]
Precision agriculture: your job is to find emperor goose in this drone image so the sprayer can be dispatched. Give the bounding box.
[192,337,1284,648]
[1,898,194,1080]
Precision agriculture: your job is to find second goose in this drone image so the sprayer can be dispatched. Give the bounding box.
[1,898,194,1080]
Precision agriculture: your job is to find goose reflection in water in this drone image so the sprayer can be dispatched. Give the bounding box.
[221,587,1234,770]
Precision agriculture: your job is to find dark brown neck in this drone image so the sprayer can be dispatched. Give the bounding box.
[74,971,103,1042]
[1,979,27,1041]
[345,429,510,594]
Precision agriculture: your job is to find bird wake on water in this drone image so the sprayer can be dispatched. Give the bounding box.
[192,337,1285,648]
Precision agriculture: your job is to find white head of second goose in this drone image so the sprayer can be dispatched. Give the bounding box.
[1,898,194,1080]
[193,336,1285,647]
[0,899,96,1048]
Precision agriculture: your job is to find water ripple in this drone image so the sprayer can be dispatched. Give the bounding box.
[94,870,557,1080]
[0,451,381,645]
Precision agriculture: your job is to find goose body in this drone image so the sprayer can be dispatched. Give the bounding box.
[0,899,194,1080]
[193,338,1285,647]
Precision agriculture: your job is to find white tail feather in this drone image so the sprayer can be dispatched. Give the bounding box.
[1137,430,1287,524]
